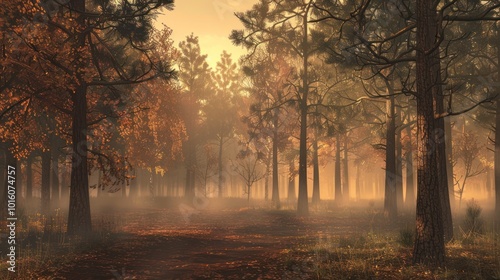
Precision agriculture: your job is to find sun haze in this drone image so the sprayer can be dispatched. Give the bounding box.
[157,0,257,67]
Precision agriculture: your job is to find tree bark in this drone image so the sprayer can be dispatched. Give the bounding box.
[51,149,59,204]
[26,154,33,200]
[342,135,350,202]
[218,136,223,198]
[67,85,92,235]
[272,111,280,209]
[396,106,404,210]
[335,135,342,201]
[312,138,320,205]
[384,95,397,219]
[41,151,51,215]
[413,0,445,264]
[288,159,296,201]
[405,124,415,209]
[297,3,312,216]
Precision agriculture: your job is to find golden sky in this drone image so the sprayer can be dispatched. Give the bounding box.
[157,0,258,67]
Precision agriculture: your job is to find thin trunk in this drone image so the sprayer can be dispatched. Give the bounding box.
[312,138,320,205]
[1,142,16,220]
[218,136,223,198]
[355,162,361,201]
[445,117,455,208]
[41,151,51,215]
[272,110,280,208]
[26,154,33,200]
[342,135,349,202]
[396,106,404,210]
[335,135,342,201]
[413,0,445,264]
[264,149,271,200]
[288,161,296,202]
[384,94,397,219]
[51,150,59,204]
[297,3,311,216]
[494,25,500,232]
[405,124,415,209]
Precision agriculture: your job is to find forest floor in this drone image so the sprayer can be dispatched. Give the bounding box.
[1,198,500,279]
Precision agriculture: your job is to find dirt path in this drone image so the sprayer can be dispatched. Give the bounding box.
[35,207,375,279]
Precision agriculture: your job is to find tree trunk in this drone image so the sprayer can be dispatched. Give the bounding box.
[67,84,92,236]
[26,154,33,200]
[288,159,296,202]
[312,138,320,205]
[494,25,500,232]
[129,169,139,197]
[264,149,271,200]
[342,135,349,202]
[41,151,51,215]
[405,124,415,209]
[51,149,59,205]
[218,136,223,198]
[335,135,342,201]
[297,4,311,216]
[272,112,280,209]
[355,162,361,201]
[445,117,454,207]
[413,0,445,264]
[396,106,404,210]
[384,94,397,219]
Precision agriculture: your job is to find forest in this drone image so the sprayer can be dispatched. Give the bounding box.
[1,0,500,279]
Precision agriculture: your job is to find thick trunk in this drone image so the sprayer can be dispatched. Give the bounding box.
[218,136,223,198]
[413,0,445,264]
[445,117,454,207]
[67,85,92,236]
[272,112,280,208]
[41,151,51,215]
[335,135,342,201]
[384,95,398,219]
[312,138,320,205]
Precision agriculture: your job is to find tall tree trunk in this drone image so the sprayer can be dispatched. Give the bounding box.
[312,138,320,205]
[272,111,280,209]
[335,135,342,201]
[264,149,271,200]
[342,135,350,202]
[67,84,92,235]
[41,151,51,215]
[51,148,59,204]
[67,0,91,236]
[405,124,415,209]
[494,24,500,232]
[384,94,397,219]
[26,154,33,200]
[297,3,311,216]
[288,159,296,201]
[413,0,445,264]
[129,169,138,197]
[218,136,223,198]
[396,106,404,210]
[355,162,361,201]
[445,117,454,208]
